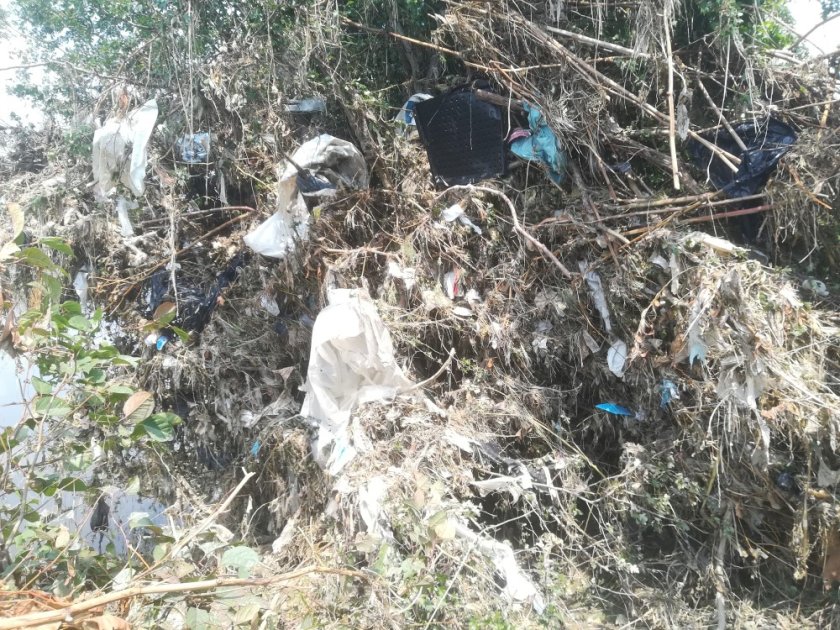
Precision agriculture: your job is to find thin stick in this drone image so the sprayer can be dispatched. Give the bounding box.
[545,25,648,58]
[135,471,255,581]
[620,204,771,236]
[448,185,573,279]
[696,78,748,152]
[0,566,364,629]
[663,9,681,190]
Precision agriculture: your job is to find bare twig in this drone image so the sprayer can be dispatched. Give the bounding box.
[696,78,748,152]
[663,9,681,190]
[545,25,648,58]
[0,566,365,629]
[446,185,574,279]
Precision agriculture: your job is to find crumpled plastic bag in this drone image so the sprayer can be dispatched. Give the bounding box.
[244,134,368,258]
[510,103,567,183]
[300,288,413,475]
[92,99,158,198]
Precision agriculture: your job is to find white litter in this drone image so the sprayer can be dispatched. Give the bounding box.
[92,98,158,198]
[73,269,89,312]
[259,293,281,316]
[387,261,417,291]
[454,521,546,613]
[607,339,628,377]
[579,262,612,334]
[441,202,482,235]
[358,476,390,540]
[244,135,368,258]
[115,196,138,236]
[300,288,413,475]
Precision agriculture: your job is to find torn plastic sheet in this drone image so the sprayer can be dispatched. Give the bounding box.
[244,134,368,258]
[454,521,546,613]
[688,118,796,198]
[509,103,567,183]
[472,466,533,502]
[414,87,506,186]
[300,288,413,475]
[595,402,633,417]
[176,132,210,163]
[607,339,627,377]
[579,262,612,334]
[92,98,158,198]
[115,196,138,237]
[284,98,327,113]
[358,476,391,540]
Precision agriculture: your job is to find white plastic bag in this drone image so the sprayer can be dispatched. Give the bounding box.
[92,99,158,198]
[300,288,412,475]
[244,134,368,258]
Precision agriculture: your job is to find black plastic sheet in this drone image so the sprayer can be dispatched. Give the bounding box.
[414,87,507,186]
[689,118,796,198]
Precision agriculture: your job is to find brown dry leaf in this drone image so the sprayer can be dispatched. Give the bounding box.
[0,309,15,345]
[123,391,154,423]
[152,301,176,321]
[822,529,840,582]
[80,614,131,629]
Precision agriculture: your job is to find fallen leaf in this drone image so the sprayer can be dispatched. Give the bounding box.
[123,391,154,423]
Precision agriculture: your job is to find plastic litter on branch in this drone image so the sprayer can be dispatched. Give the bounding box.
[688,118,796,197]
[91,98,158,198]
[284,98,327,113]
[244,134,368,258]
[176,132,211,164]
[300,288,414,476]
[509,103,567,183]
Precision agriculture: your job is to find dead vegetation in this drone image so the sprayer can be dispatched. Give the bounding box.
[2,0,840,627]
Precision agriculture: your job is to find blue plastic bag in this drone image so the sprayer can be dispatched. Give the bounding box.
[510,103,567,183]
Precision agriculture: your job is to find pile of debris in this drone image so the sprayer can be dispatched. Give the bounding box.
[2,0,840,626]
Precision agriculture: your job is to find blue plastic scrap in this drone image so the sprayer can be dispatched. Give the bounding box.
[595,403,633,417]
[659,379,679,408]
[177,132,211,164]
[250,440,261,458]
[509,103,567,183]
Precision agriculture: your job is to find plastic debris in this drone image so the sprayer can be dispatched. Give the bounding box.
[141,252,246,334]
[472,467,533,502]
[688,118,796,198]
[775,471,799,493]
[387,261,417,292]
[509,103,567,183]
[250,440,261,458]
[300,288,414,476]
[454,520,546,613]
[394,93,433,127]
[92,98,158,198]
[595,403,633,417]
[73,269,89,312]
[244,134,368,258]
[659,379,680,408]
[607,339,627,377]
[579,262,612,334]
[155,336,168,351]
[414,87,506,186]
[441,202,482,235]
[443,270,460,300]
[176,131,210,163]
[284,98,327,113]
[802,278,828,297]
[115,196,138,237]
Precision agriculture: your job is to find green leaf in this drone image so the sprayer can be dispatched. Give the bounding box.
[106,384,135,395]
[60,301,82,316]
[67,315,90,331]
[170,325,190,343]
[18,247,56,270]
[31,376,53,395]
[140,413,179,442]
[34,395,72,418]
[39,237,74,256]
[221,546,260,578]
[185,607,213,630]
[57,477,88,492]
